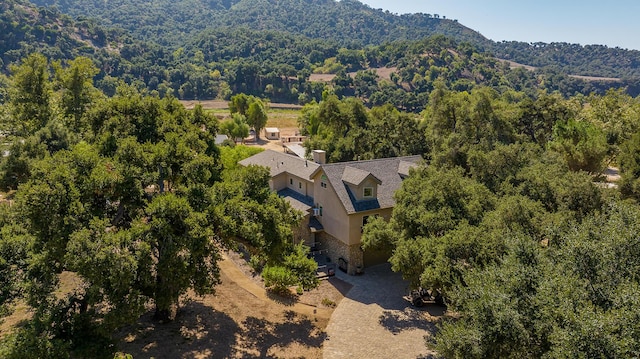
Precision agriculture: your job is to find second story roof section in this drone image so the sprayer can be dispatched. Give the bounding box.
[314,155,423,214]
[238,149,320,180]
[341,166,382,187]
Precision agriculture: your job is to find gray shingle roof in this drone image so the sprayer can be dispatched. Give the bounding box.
[238,149,319,179]
[215,134,229,144]
[341,166,381,186]
[321,155,423,214]
[277,188,314,213]
[398,160,419,178]
[239,149,423,215]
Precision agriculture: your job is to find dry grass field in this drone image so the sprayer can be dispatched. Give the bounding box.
[309,66,398,83]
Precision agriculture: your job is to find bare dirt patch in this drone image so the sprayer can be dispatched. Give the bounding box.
[367,66,397,81]
[2,250,348,359]
[568,75,622,82]
[117,252,348,358]
[309,73,337,82]
[310,66,397,83]
[0,303,31,339]
[0,271,84,340]
[180,100,302,110]
[498,59,537,71]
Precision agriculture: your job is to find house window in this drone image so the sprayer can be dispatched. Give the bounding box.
[321,181,327,188]
[299,182,302,189]
[290,178,293,185]
[362,214,378,232]
[363,187,373,198]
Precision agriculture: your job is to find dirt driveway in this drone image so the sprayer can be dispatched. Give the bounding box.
[323,264,442,359]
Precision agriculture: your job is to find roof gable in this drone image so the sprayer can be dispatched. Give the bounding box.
[341,166,381,186]
[320,155,423,214]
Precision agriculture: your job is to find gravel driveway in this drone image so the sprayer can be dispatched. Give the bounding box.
[323,263,442,359]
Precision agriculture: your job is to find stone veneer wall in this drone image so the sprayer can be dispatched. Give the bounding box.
[293,214,313,245]
[317,231,363,275]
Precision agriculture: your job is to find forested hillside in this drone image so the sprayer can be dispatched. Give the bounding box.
[491,41,640,79]
[0,0,123,70]
[29,0,487,46]
[29,0,640,82]
[1,0,640,107]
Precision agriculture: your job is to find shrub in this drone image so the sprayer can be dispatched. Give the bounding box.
[321,298,337,308]
[262,265,297,293]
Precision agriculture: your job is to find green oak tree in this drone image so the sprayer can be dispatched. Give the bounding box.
[8,53,52,136]
[138,193,220,321]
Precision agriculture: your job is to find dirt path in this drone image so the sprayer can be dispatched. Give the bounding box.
[180,100,302,110]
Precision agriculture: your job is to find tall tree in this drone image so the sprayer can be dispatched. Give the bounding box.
[8,53,52,136]
[56,56,101,134]
[220,113,250,144]
[548,118,608,174]
[139,193,220,321]
[432,202,640,358]
[246,99,268,139]
[619,131,640,200]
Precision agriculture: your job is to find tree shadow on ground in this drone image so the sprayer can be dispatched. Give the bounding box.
[265,290,297,306]
[116,301,239,358]
[327,277,353,297]
[237,310,327,358]
[336,262,412,309]
[378,307,437,335]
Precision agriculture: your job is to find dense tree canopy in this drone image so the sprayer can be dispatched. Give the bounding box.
[3,1,640,356]
[3,0,640,110]
[0,54,315,358]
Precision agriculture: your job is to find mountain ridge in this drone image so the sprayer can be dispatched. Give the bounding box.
[3,0,640,106]
[30,0,490,47]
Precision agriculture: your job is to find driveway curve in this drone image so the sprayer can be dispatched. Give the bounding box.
[323,263,441,359]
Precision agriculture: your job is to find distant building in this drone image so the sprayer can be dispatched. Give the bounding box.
[239,149,422,274]
[283,143,307,158]
[215,134,229,145]
[264,127,280,140]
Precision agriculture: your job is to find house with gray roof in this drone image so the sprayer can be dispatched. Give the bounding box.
[239,149,422,274]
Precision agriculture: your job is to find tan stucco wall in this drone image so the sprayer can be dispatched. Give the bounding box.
[312,171,350,245]
[346,208,393,246]
[271,173,287,191]
[265,129,280,140]
[286,174,312,197]
[271,173,313,197]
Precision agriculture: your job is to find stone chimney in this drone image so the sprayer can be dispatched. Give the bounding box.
[312,150,326,164]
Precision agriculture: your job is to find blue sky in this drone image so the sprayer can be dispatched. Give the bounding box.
[359,0,640,50]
